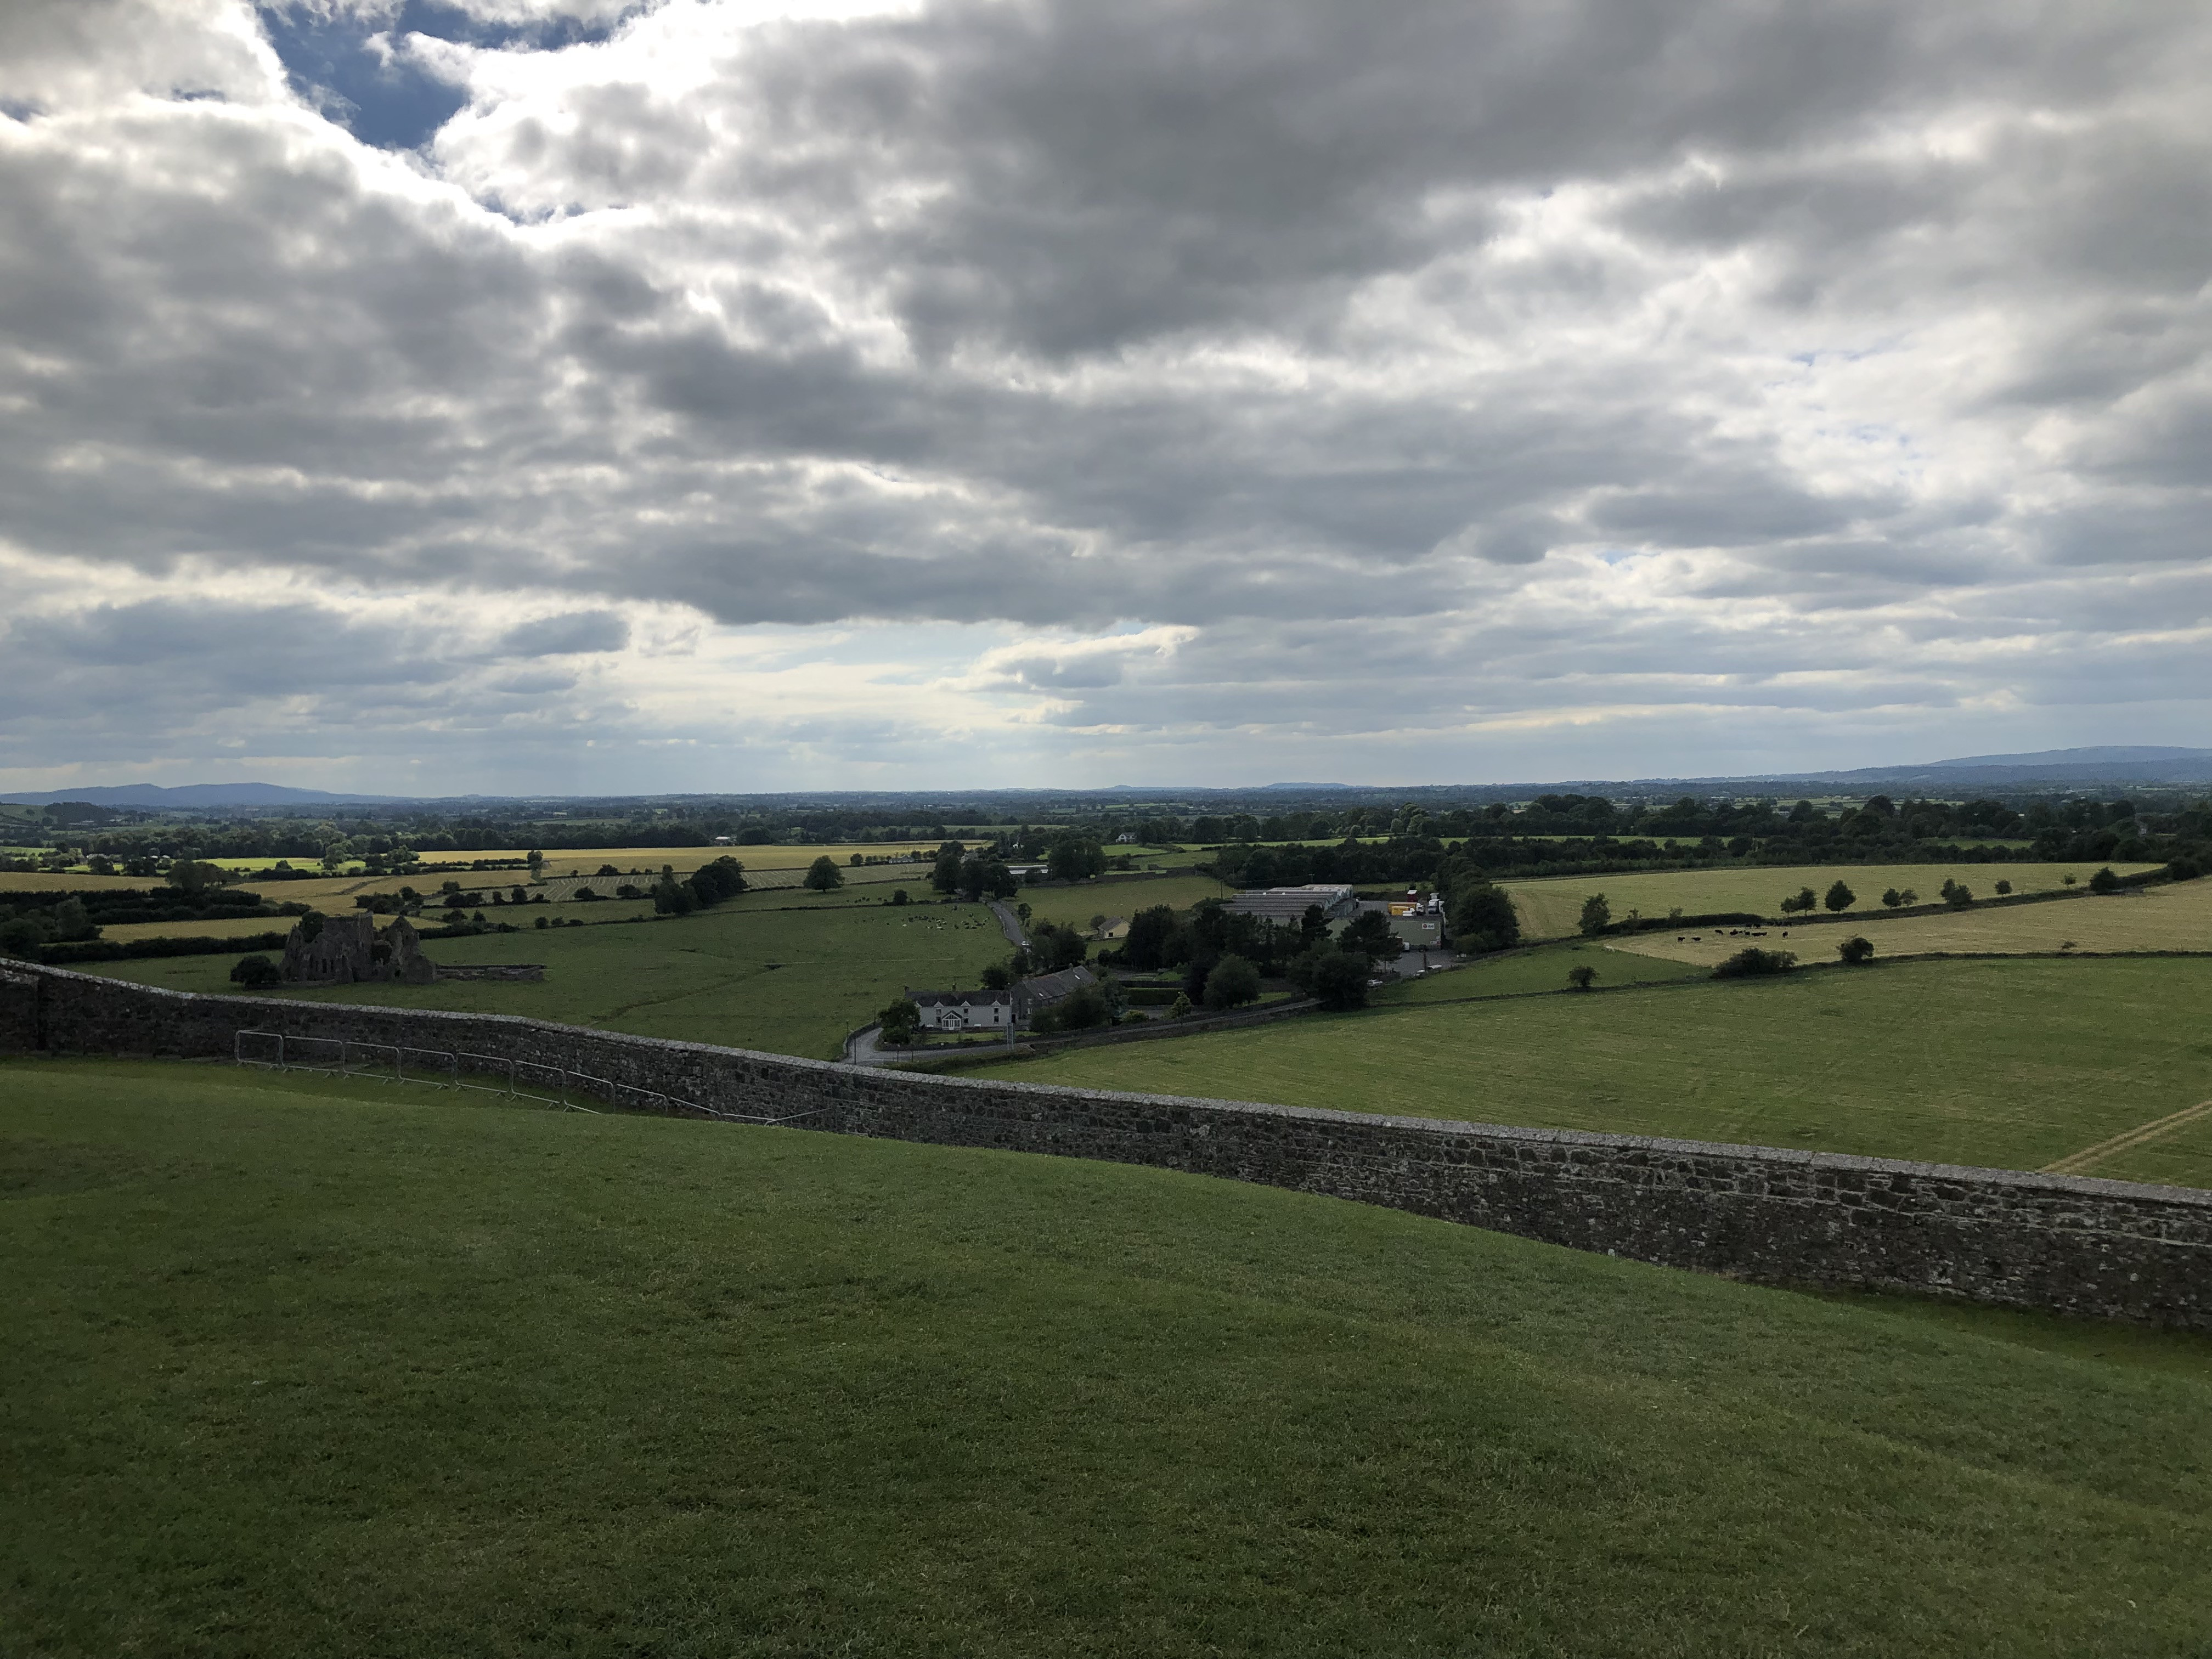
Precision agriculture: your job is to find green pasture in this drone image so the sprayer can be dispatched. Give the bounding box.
[967,957,2212,1178]
[1373,940,1708,1005]
[4,1059,2208,1658]
[1017,872,1232,930]
[80,901,1007,1060]
[1502,862,2159,940]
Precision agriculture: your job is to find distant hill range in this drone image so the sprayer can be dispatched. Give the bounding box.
[0,782,405,808]
[1726,746,2212,789]
[5,747,2209,811]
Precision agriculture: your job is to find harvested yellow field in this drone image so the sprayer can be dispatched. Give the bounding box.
[1606,879,2212,967]
[1503,862,2158,940]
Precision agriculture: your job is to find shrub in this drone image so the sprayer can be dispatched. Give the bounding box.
[1837,936,1875,965]
[229,954,281,987]
[1567,964,1597,991]
[1823,880,1856,913]
[1713,947,1797,979]
[534,916,549,930]
[2171,857,2204,882]
[1169,991,1192,1019]
[2089,866,2120,894]
[1994,879,2013,896]
[1577,893,1611,936]
[1203,953,1262,1011]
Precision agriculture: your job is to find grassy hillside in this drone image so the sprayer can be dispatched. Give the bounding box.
[5,1059,2209,1657]
[1503,862,2158,939]
[82,900,1008,1059]
[966,957,2212,1178]
[1610,878,2212,965]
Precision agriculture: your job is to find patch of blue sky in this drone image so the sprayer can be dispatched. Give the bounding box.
[253,2,647,150]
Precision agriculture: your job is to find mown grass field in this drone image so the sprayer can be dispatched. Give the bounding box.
[1610,878,2212,966]
[967,957,2212,1178]
[82,901,1008,1059]
[1502,862,2158,939]
[6,1059,2209,1658]
[1373,939,1708,1004]
[1017,872,1233,931]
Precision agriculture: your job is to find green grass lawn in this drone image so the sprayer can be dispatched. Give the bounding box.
[80,901,1008,1059]
[966,957,2212,1178]
[5,1059,2210,1657]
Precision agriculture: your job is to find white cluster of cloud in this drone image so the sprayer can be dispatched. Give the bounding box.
[1,0,2206,792]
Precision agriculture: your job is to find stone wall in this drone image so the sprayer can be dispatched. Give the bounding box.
[5,962,2210,1329]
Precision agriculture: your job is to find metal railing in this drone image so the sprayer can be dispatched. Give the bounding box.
[233,1029,825,1125]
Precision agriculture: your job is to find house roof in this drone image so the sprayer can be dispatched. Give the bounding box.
[907,987,1013,1008]
[1018,964,1098,1004]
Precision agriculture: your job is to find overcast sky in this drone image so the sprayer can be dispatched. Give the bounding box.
[2,0,2207,794]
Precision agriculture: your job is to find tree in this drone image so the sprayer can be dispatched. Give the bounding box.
[1203,953,1262,1011]
[50,897,95,942]
[1779,887,1818,913]
[1015,902,1032,926]
[1994,879,2013,896]
[1942,879,1974,909]
[2089,865,2120,894]
[1823,879,1856,912]
[652,872,696,916]
[526,848,545,878]
[891,888,910,906]
[229,954,281,987]
[1168,991,1193,1019]
[1898,888,1919,906]
[1448,883,1520,953]
[804,855,845,893]
[1880,888,1904,909]
[1567,964,1597,990]
[1714,947,1797,978]
[1578,893,1611,935]
[1338,909,1403,962]
[1122,905,1182,970]
[931,841,964,894]
[877,997,921,1046]
[980,962,1012,990]
[1307,949,1370,1011]
[1837,936,1875,964]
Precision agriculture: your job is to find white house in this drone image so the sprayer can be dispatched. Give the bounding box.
[908,987,1017,1032]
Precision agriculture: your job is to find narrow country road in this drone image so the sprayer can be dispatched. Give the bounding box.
[989,899,1028,949]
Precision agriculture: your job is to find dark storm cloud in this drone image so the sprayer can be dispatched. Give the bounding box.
[0,0,2207,784]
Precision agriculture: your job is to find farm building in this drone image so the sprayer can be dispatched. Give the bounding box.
[1224,883,1358,925]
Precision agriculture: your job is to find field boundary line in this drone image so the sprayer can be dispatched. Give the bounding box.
[2042,1099,2212,1177]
